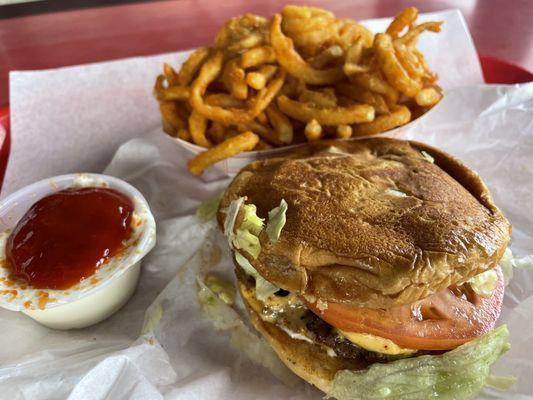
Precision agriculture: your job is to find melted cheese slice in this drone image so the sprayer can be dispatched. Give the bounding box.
[338,330,417,356]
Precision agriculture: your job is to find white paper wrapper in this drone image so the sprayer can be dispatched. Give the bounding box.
[3,9,533,400]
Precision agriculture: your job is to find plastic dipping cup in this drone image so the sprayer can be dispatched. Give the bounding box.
[0,173,156,330]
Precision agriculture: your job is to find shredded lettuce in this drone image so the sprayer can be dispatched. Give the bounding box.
[234,251,279,301]
[197,275,298,387]
[241,204,264,235]
[141,303,163,335]
[500,248,515,285]
[513,254,533,269]
[222,197,245,246]
[385,188,407,197]
[233,229,261,259]
[468,269,498,297]
[421,150,435,163]
[331,325,511,400]
[196,193,223,222]
[204,273,236,305]
[223,199,264,259]
[485,375,516,390]
[266,199,288,242]
[500,247,533,285]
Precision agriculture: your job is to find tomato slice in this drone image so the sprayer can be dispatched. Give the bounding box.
[304,267,504,350]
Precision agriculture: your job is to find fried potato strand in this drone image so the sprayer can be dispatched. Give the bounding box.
[270,14,344,85]
[265,103,293,144]
[309,45,344,69]
[298,87,338,108]
[374,33,422,97]
[179,47,211,86]
[277,95,374,125]
[187,131,259,176]
[336,124,353,139]
[222,58,248,100]
[190,51,253,124]
[415,86,442,106]
[304,119,322,141]
[189,111,212,148]
[163,63,179,86]
[386,7,418,39]
[335,83,389,114]
[240,46,277,68]
[352,105,411,136]
[348,71,400,105]
[246,65,277,90]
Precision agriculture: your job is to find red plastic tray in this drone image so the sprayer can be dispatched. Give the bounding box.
[0,56,531,192]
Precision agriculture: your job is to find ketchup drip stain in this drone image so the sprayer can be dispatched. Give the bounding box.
[5,187,134,290]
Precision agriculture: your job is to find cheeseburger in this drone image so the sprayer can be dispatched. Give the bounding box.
[216,138,511,399]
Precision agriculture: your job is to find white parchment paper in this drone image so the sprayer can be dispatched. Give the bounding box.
[3,9,533,400]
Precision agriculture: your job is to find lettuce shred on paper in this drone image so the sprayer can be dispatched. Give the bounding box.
[196,193,223,222]
[331,325,512,400]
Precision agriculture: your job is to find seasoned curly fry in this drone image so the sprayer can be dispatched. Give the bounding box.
[336,124,353,139]
[256,111,268,125]
[298,87,337,108]
[309,45,344,69]
[163,63,179,86]
[271,14,344,85]
[248,68,286,117]
[187,131,259,176]
[386,7,418,39]
[397,22,442,46]
[343,38,368,75]
[265,103,293,144]
[222,58,248,100]
[236,120,283,146]
[277,95,374,125]
[155,86,190,101]
[204,93,246,108]
[246,65,277,90]
[394,42,425,79]
[374,33,422,97]
[347,72,399,105]
[281,5,338,56]
[215,15,269,55]
[335,83,389,114]
[189,111,212,148]
[176,129,191,141]
[415,87,442,106]
[352,105,411,136]
[304,119,322,141]
[159,102,186,133]
[255,139,274,150]
[178,47,210,86]
[414,48,438,83]
[190,51,253,124]
[207,121,227,144]
[240,46,276,68]
[337,19,374,49]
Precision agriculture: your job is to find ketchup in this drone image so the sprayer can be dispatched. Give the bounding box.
[5,187,134,290]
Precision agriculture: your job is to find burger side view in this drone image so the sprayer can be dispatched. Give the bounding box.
[216,138,512,399]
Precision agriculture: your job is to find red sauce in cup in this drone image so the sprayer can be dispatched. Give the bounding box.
[5,187,134,290]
